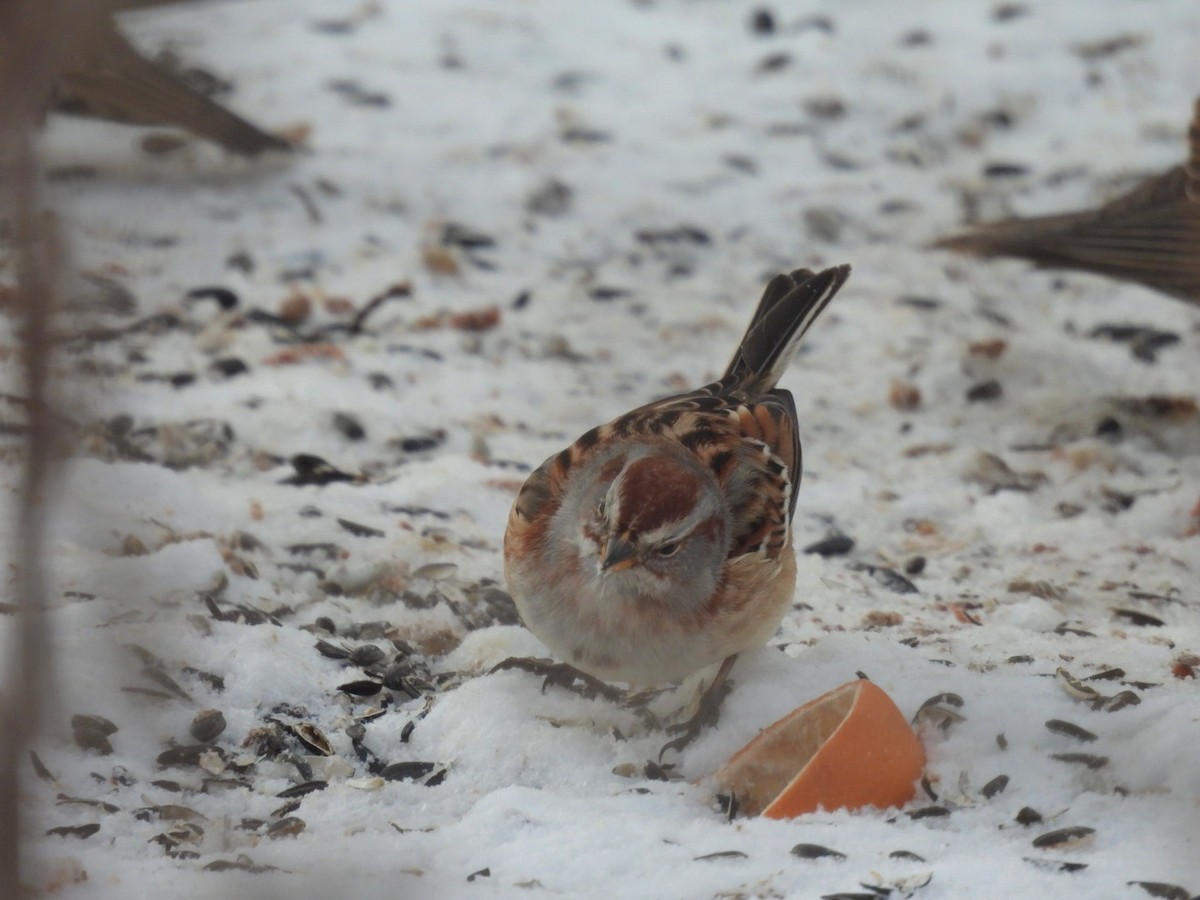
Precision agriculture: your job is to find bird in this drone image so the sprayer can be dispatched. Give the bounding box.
[501,265,850,747]
[933,97,1200,303]
[45,4,293,156]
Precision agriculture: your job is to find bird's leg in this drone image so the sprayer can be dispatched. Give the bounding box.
[658,654,738,760]
[490,657,625,703]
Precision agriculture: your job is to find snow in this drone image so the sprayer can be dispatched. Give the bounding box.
[3,0,1199,898]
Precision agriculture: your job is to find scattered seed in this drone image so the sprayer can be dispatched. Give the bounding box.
[981,775,1009,798]
[276,780,328,799]
[271,799,302,820]
[889,850,926,862]
[71,715,118,755]
[694,850,748,861]
[1032,826,1095,849]
[749,7,775,35]
[413,562,459,581]
[46,823,102,839]
[1057,668,1103,702]
[1085,667,1125,681]
[1007,655,1034,664]
[1054,623,1095,638]
[203,855,283,874]
[186,286,239,310]
[1045,720,1097,742]
[267,816,306,839]
[849,562,919,594]
[332,412,366,441]
[190,709,227,743]
[791,844,846,860]
[183,667,226,693]
[283,454,355,486]
[467,868,491,882]
[211,358,248,379]
[1051,753,1108,769]
[71,714,118,735]
[142,667,192,701]
[339,679,383,697]
[803,533,855,557]
[908,805,950,819]
[337,518,384,538]
[55,795,120,814]
[1015,807,1043,826]
[1023,857,1088,873]
[996,733,1008,750]
[315,639,350,660]
[348,645,387,667]
[135,804,204,823]
[1100,690,1141,712]
[30,751,56,782]
[1126,882,1191,900]
[643,760,676,782]
[157,744,218,768]
[290,723,334,756]
[380,761,437,782]
[966,379,1003,402]
[1112,608,1165,627]
[912,692,965,731]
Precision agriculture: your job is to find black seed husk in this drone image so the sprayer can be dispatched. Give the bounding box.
[1015,807,1042,825]
[981,774,1009,798]
[275,780,328,799]
[1032,826,1095,849]
[791,843,846,860]
[1050,752,1108,769]
[339,679,383,697]
[803,533,856,556]
[380,761,437,782]
[190,709,227,743]
[907,805,950,819]
[1126,882,1191,900]
[1045,719,1098,742]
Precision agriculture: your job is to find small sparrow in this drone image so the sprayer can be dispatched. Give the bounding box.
[503,265,850,725]
[48,7,292,156]
[934,97,1199,303]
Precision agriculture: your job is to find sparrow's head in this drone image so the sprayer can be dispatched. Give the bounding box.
[566,443,731,608]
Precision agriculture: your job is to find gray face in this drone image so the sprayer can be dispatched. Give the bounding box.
[554,443,732,614]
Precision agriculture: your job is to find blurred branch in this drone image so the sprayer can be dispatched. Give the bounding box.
[0,0,106,889]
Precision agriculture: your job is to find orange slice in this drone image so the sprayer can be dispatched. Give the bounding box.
[712,679,925,818]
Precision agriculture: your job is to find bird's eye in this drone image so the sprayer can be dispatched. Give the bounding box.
[657,541,680,558]
[596,498,607,520]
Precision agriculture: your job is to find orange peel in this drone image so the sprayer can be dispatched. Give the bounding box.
[713,679,925,818]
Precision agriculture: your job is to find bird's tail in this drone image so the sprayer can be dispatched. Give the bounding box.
[723,264,850,393]
[933,95,1200,302]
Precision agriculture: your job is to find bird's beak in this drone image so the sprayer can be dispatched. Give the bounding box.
[600,534,637,572]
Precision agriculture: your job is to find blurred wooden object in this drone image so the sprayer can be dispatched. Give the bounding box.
[0,0,87,890]
[935,98,1200,303]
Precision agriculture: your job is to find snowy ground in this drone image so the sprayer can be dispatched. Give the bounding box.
[3,0,1199,897]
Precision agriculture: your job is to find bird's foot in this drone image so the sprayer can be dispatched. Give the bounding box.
[658,655,737,760]
[490,657,624,703]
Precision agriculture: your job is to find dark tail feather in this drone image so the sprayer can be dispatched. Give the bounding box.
[933,97,1200,303]
[724,264,850,392]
